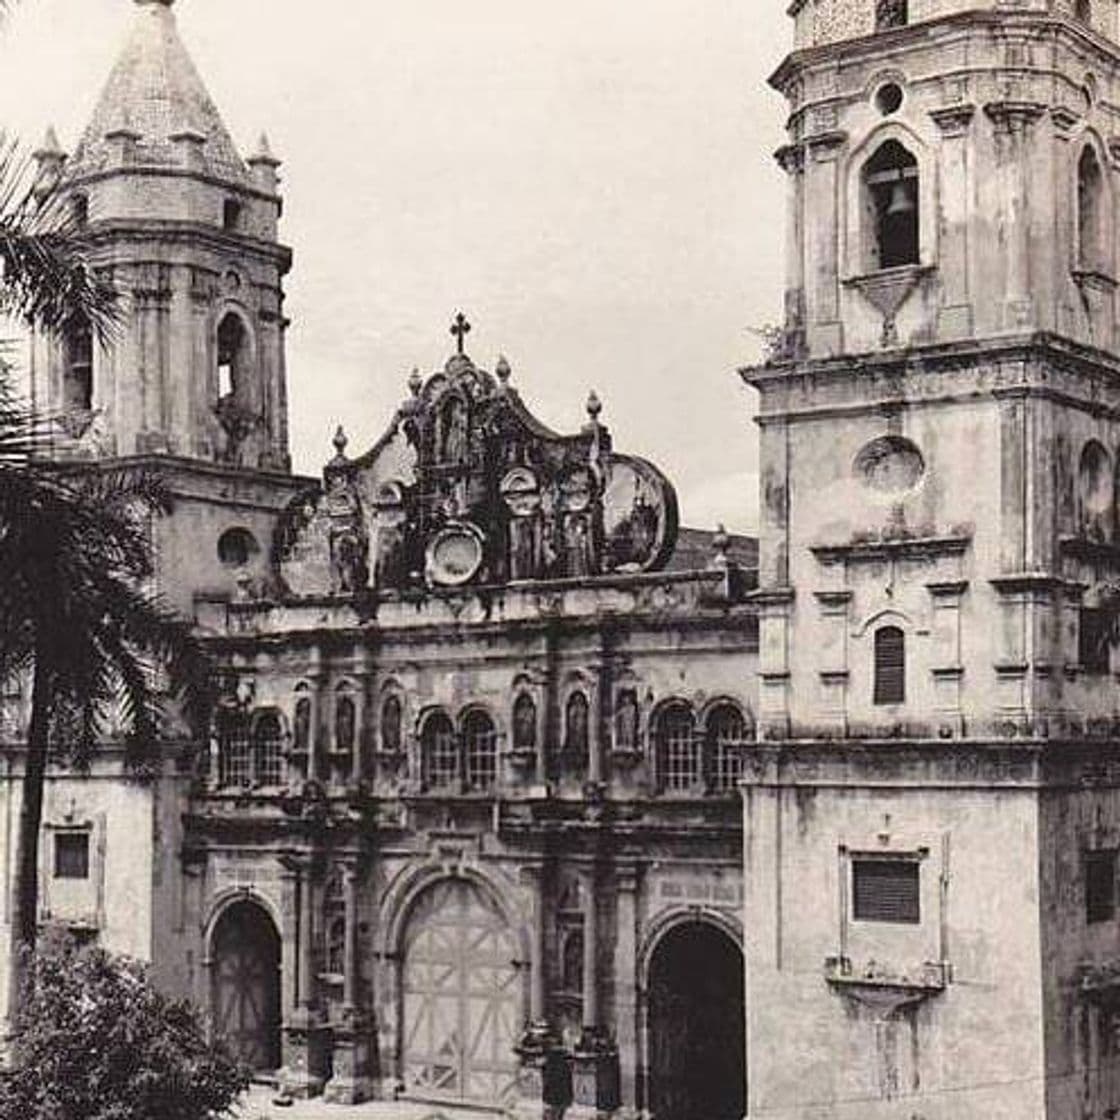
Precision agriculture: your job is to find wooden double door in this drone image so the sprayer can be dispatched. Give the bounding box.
[401,879,520,1104]
[210,900,282,1073]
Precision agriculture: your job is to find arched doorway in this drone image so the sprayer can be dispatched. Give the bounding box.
[210,899,282,1073]
[648,921,745,1120]
[400,878,520,1104]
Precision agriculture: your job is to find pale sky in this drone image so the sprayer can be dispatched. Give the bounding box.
[0,0,790,533]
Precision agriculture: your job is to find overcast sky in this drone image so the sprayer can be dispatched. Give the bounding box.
[0,0,789,533]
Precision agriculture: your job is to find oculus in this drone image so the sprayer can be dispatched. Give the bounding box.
[854,435,925,495]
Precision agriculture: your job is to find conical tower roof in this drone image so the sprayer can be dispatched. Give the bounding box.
[67,0,250,185]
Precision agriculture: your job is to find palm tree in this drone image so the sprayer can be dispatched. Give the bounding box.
[0,133,211,1022]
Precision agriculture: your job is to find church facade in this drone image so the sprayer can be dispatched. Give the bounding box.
[7,0,1120,1117]
[0,2,757,1118]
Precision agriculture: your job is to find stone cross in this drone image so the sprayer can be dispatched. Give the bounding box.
[451,312,471,355]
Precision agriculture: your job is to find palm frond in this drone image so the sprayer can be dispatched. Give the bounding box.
[0,134,121,342]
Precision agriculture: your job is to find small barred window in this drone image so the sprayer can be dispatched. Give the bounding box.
[852,858,920,924]
[1086,850,1117,924]
[422,712,457,791]
[873,626,906,705]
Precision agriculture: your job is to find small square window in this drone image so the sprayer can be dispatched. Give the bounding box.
[1086,850,1116,924]
[223,199,243,232]
[852,858,920,924]
[54,833,90,880]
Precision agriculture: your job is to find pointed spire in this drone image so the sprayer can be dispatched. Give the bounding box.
[250,132,280,166]
[248,132,281,194]
[32,127,66,200]
[68,0,251,185]
[34,126,64,161]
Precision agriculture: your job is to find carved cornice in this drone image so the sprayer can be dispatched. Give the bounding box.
[929,103,976,137]
[811,535,970,564]
[983,100,1047,134]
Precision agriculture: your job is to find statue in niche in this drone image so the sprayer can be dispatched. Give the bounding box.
[381,695,402,754]
[294,698,311,754]
[502,468,542,581]
[372,482,410,591]
[615,690,639,751]
[565,692,589,763]
[513,694,537,752]
[335,696,355,753]
[332,529,367,593]
[630,492,659,559]
[440,397,469,465]
[563,512,593,578]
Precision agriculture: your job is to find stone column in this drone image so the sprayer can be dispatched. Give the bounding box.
[515,864,563,1120]
[612,866,640,1119]
[775,142,806,357]
[804,130,847,356]
[279,857,329,1100]
[930,104,976,339]
[984,101,1045,330]
[570,864,620,1119]
[324,862,377,1104]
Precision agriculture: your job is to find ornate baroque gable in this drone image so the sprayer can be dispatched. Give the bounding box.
[277,336,678,597]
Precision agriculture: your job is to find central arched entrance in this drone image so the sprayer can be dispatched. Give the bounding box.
[400,878,520,1104]
[210,899,282,1074]
[648,921,745,1120]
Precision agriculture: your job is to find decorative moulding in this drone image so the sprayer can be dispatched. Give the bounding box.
[811,535,970,565]
[843,264,935,347]
[824,957,949,1018]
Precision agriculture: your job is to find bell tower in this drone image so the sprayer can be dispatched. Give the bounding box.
[31,0,291,472]
[742,2,1120,1117]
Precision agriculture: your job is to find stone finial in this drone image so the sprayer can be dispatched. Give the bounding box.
[32,127,66,200]
[331,425,349,462]
[250,132,280,166]
[495,355,511,386]
[711,523,731,570]
[586,390,603,422]
[33,126,64,163]
[408,367,423,396]
[248,133,281,194]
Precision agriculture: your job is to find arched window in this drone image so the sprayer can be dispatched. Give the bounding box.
[707,703,747,793]
[216,709,251,788]
[656,702,699,792]
[875,0,908,30]
[1076,0,1092,23]
[63,317,93,411]
[422,711,457,791]
[863,140,919,270]
[1078,146,1106,273]
[873,626,906,705]
[253,712,283,788]
[463,709,497,791]
[223,198,243,232]
[381,694,403,754]
[513,694,537,753]
[216,312,249,402]
[565,692,589,765]
[217,527,260,568]
[1079,440,1113,542]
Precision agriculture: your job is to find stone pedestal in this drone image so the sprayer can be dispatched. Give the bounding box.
[567,1027,620,1120]
[513,1021,567,1120]
[323,1009,378,1104]
[278,1008,331,1099]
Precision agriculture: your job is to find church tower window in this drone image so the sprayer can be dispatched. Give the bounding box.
[1077,146,1105,273]
[863,140,919,270]
[216,709,251,788]
[216,312,249,402]
[1075,0,1092,24]
[873,626,906,705]
[63,317,93,411]
[70,193,89,228]
[223,198,242,232]
[656,702,699,792]
[875,0,908,30]
[422,711,457,791]
[463,709,498,791]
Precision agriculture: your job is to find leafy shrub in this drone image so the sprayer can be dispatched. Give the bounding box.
[0,933,249,1120]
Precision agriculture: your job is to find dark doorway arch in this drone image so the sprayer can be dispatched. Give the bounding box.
[648,921,745,1120]
[210,899,282,1073]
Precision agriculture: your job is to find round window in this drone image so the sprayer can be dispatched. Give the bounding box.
[875,82,904,116]
[218,527,260,568]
